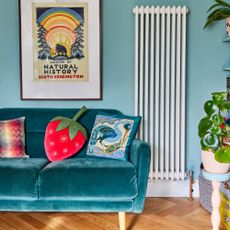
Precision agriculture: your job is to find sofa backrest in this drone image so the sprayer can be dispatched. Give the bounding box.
[0,108,122,158]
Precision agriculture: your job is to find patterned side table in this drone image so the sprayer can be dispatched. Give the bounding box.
[202,170,230,230]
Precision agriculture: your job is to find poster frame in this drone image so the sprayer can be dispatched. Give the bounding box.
[18,0,102,100]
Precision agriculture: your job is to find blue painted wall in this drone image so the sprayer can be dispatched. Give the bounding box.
[0,0,228,178]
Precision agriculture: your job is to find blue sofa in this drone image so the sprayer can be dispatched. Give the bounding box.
[0,108,150,229]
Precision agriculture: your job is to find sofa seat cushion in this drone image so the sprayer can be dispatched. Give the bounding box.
[38,158,138,200]
[0,158,48,200]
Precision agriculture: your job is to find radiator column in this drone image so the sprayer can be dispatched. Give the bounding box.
[133,5,189,181]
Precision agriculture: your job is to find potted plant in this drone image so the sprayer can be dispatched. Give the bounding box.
[198,92,230,173]
[204,0,230,36]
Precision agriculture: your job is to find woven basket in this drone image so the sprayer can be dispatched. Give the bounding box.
[199,171,212,213]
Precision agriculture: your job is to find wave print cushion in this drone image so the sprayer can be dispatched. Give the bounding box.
[86,112,141,161]
[0,117,28,158]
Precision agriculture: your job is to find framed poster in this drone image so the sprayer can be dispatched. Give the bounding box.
[19,0,102,100]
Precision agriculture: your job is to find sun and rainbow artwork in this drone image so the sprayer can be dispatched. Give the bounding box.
[32,3,88,82]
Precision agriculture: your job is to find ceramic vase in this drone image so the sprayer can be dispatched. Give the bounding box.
[201,150,230,174]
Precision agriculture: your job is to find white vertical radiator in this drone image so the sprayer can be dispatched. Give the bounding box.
[134,6,189,181]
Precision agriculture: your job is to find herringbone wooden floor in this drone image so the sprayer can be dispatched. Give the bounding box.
[0,198,224,230]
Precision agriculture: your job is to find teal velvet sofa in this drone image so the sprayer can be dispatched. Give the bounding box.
[0,108,150,229]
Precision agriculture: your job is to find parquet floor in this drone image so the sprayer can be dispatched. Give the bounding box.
[0,198,225,230]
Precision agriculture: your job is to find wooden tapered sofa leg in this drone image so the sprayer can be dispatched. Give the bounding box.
[118,212,126,230]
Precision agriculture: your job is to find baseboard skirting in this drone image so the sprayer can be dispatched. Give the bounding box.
[146,179,199,198]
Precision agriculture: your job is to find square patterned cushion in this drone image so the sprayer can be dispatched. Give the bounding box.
[0,117,28,158]
[86,112,141,161]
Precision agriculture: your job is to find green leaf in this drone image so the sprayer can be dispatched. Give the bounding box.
[212,92,226,105]
[216,0,230,8]
[211,125,222,135]
[200,139,210,151]
[68,122,88,140]
[76,123,88,140]
[207,8,230,19]
[202,133,219,149]
[204,9,230,28]
[223,101,230,110]
[198,117,213,137]
[56,119,71,132]
[69,125,80,140]
[204,100,218,116]
[212,114,224,125]
[220,105,227,112]
[211,91,227,98]
[204,17,223,28]
[51,110,88,138]
[207,8,225,19]
[215,146,230,163]
[207,3,222,12]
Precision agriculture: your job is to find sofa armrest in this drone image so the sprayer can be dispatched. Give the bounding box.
[129,139,151,213]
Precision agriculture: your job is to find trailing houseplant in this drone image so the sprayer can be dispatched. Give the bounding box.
[198,92,230,173]
[204,0,230,36]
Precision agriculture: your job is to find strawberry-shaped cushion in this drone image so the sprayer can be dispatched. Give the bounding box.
[44,106,88,162]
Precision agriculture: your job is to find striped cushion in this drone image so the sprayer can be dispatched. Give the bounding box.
[0,117,28,158]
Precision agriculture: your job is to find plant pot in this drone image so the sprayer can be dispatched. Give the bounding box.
[201,150,230,174]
